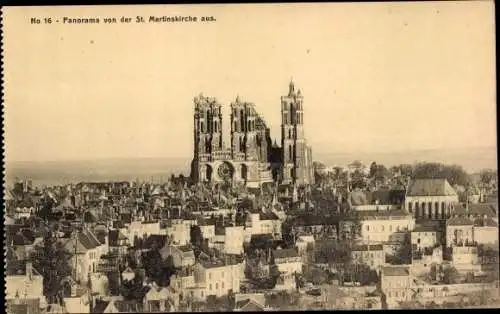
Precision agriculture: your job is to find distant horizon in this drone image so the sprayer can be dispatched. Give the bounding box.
[5,145,497,175]
[5,144,497,164]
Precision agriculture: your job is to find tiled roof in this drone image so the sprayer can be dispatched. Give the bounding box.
[412,223,440,232]
[6,260,28,276]
[6,260,40,277]
[447,217,474,226]
[65,231,102,253]
[215,226,226,236]
[108,230,128,246]
[197,216,216,226]
[143,235,168,249]
[86,230,102,247]
[468,203,497,217]
[7,303,28,314]
[357,209,411,220]
[366,189,406,205]
[406,179,457,197]
[382,266,410,277]
[177,245,194,253]
[120,213,132,223]
[12,234,33,246]
[290,214,339,226]
[259,211,279,221]
[93,300,110,313]
[473,217,498,227]
[273,248,299,259]
[113,300,144,313]
[236,299,265,311]
[351,244,384,251]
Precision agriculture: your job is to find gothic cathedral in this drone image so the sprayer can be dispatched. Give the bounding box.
[190,80,314,187]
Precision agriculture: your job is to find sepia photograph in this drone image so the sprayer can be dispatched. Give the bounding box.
[2,2,498,312]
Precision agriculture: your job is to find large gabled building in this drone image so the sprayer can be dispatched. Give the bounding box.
[405,178,459,220]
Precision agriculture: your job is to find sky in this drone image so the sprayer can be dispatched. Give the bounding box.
[3,2,497,164]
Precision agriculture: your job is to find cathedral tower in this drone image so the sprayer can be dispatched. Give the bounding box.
[191,94,223,182]
[230,96,259,162]
[280,80,314,185]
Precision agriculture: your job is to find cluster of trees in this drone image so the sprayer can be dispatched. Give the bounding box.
[38,195,59,221]
[302,265,331,286]
[204,292,236,312]
[343,264,379,286]
[140,249,177,287]
[432,266,461,284]
[190,225,211,259]
[314,160,472,188]
[411,163,470,187]
[32,233,73,304]
[387,233,412,265]
[120,270,147,300]
[369,162,390,182]
[265,291,302,310]
[479,169,498,185]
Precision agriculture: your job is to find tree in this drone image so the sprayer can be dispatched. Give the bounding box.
[141,249,177,287]
[351,170,366,188]
[374,164,389,182]
[479,169,497,185]
[121,269,145,301]
[442,266,461,284]
[38,196,57,221]
[412,162,470,187]
[32,233,73,303]
[190,225,203,248]
[369,162,378,178]
[392,233,412,265]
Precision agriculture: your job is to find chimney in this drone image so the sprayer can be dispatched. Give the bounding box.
[26,262,33,280]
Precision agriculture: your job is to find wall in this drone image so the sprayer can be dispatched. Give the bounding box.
[224,226,245,255]
[473,227,498,245]
[361,218,414,243]
[446,225,474,247]
[405,195,459,219]
[411,231,439,248]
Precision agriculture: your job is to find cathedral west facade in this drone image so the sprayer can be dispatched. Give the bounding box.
[190,81,314,187]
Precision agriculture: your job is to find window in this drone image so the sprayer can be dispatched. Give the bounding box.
[209,284,212,290]
[366,225,370,231]
[222,282,225,289]
[215,283,218,289]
